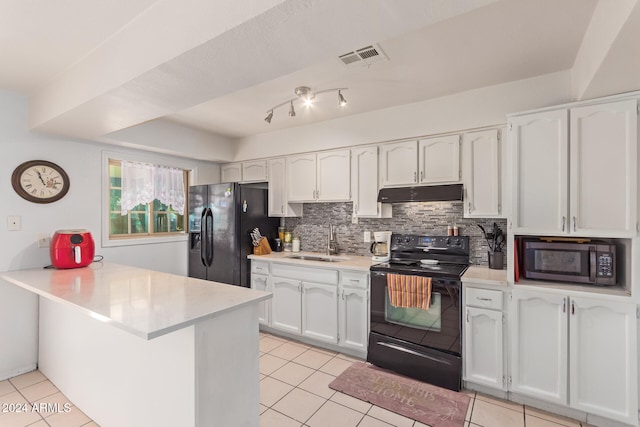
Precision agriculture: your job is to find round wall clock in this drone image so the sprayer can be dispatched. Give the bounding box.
[11,160,70,203]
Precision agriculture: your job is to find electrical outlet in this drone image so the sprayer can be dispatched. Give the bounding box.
[364,231,371,243]
[7,215,21,231]
[37,234,51,248]
[351,213,358,224]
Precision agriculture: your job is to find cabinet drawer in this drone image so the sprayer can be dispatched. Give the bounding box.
[251,261,269,275]
[340,271,369,289]
[466,288,502,310]
[271,263,338,285]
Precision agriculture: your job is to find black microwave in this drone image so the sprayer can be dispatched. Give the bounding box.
[523,239,616,286]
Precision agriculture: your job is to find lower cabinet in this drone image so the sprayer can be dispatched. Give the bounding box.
[509,288,638,426]
[251,260,369,357]
[463,285,505,390]
[302,282,338,344]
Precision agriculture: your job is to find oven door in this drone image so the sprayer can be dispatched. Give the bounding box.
[369,270,461,355]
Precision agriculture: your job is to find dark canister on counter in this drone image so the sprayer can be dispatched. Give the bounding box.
[274,238,283,252]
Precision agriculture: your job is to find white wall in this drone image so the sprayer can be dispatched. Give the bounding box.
[0,89,219,379]
[233,70,573,160]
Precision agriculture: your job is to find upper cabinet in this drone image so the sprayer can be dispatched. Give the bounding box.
[379,137,460,188]
[351,146,391,218]
[418,135,461,184]
[510,99,638,237]
[287,149,350,203]
[221,160,267,183]
[268,158,302,217]
[569,100,637,236]
[221,163,242,183]
[463,129,503,218]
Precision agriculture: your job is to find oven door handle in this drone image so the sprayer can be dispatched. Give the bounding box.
[376,342,452,366]
[589,246,597,283]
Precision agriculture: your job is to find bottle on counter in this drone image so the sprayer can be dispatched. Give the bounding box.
[292,237,300,252]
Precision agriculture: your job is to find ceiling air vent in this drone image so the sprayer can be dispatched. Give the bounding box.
[338,44,388,68]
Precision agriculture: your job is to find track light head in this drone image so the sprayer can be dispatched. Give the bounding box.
[289,101,296,117]
[264,110,273,124]
[338,90,347,107]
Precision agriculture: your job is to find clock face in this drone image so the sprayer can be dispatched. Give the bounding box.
[11,160,70,203]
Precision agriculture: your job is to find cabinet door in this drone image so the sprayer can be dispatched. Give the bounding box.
[339,287,368,354]
[250,274,270,326]
[317,149,350,201]
[569,296,638,424]
[287,154,317,202]
[242,160,267,183]
[509,289,568,405]
[463,129,501,218]
[221,163,242,182]
[379,141,418,187]
[510,110,568,234]
[570,100,638,236]
[271,277,301,334]
[301,282,338,344]
[268,158,302,217]
[464,306,504,390]
[351,146,381,217]
[418,135,460,184]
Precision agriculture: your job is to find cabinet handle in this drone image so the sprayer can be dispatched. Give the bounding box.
[466,309,470,323]
[281,205,284,214]
[573,216,577,232]
[468,202,472,214]
[476,297,492,302]
[350,279,360,283]
[571,301,575,315]
[562,298,566,313]
[420,171,424,182]
[562,216,566,232]
[354,204,358,214]
[413,172,417,183]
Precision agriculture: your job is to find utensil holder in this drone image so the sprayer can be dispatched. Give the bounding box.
[488,251,504,270]
[253,237,272,255]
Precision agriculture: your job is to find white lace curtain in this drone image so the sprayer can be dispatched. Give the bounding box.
[120,161,185,215]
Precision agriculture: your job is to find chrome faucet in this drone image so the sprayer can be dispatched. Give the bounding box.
[327,223,339,255]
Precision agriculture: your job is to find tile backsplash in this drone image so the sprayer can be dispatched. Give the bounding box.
[283,202,507,267]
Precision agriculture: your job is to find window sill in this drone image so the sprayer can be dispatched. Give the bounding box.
[102,233,188,248]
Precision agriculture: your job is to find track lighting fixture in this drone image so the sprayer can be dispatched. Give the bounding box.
[264,86,348,124]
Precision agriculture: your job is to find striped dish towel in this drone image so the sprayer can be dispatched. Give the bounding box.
[387,274,432,310]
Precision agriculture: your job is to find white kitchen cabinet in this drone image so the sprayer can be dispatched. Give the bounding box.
[270,277,302,334]
[350,146,391,218]
[287,150,350,202]
[509,98,638,236]
[221,162,242,182]
[463,286,505,390]
[463,129,502,218]
[250,273,270,326]
[267,158,302,217]
[569,100,638,236]
[338,270,369,354]
[302,281,338,344]
[509,289,568,405]
[379,140,418,187]
[242,160,268,183]
[418,134,460,184]
[509,288,638,424]
[509,109,568,234]
[569,296,637,425]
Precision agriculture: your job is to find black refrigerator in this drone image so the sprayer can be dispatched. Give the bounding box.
[188,182,279,287]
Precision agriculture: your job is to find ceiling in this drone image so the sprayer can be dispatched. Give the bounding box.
[2,0,639,148]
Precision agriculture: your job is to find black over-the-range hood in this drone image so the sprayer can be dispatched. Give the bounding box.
[377,184,464,203]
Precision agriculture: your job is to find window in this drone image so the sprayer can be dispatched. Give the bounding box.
[108,159,188,238]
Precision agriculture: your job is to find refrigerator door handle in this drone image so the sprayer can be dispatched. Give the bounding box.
[206,208,214,267]
[200,208,208,267]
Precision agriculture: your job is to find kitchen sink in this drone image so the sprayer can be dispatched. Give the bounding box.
[285,254,350,263]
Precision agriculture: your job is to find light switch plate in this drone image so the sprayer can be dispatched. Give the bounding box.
[364,231,371,243]
[7,215,21,231]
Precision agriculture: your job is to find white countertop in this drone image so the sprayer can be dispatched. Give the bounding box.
[462,265,508,287]
[248,251,374,271]
[0,262,271,340]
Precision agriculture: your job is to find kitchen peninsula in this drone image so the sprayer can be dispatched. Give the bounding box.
[0,262,270,427]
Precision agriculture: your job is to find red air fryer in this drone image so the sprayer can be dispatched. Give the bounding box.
[50,229,95,269]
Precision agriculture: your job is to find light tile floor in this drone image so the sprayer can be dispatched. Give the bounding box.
[0,332,594,427]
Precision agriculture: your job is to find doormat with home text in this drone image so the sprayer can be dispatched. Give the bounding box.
[329,362,469,427]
